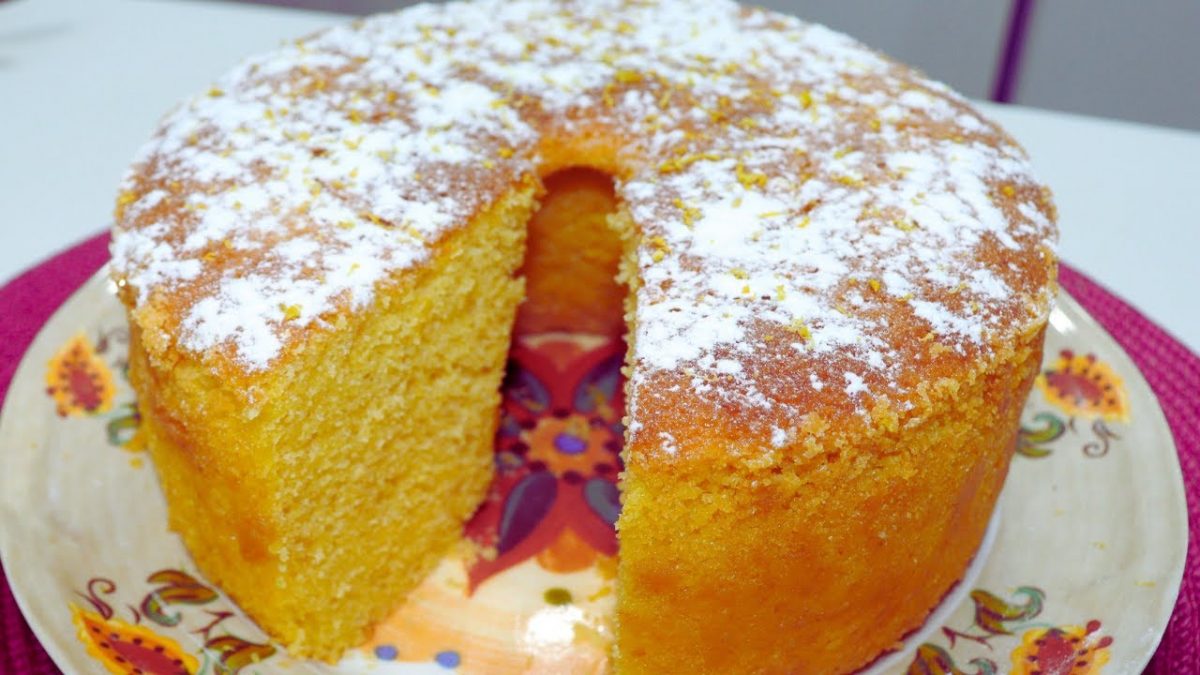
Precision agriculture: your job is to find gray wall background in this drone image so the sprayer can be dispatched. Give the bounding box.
[211,0,1200,131]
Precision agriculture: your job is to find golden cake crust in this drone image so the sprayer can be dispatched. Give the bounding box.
[111,0,1056,433]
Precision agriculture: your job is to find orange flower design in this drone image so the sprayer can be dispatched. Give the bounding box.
[1010,620,1113,675]
[1036,350,1129,422]
[71,604,198,675]
[46,333,116,416]
[523,413,614,479]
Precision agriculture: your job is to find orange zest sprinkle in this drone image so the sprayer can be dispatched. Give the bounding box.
[658,151,721,174]
[672,197,701,226]
[735,158,768,189]
[787,319,812,342]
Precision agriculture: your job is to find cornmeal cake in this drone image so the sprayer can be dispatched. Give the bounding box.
[110,0,1058,671]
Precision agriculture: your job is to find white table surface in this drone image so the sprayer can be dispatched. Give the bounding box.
[3,0,1199,354]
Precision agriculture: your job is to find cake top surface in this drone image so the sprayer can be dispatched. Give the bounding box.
[111,0,1057,449]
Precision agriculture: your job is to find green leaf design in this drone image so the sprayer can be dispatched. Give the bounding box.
[1016,412,1066,458]
[141,569,219,626]
[207,635,277,675]
[907,644,998,675]
[968,658,998,675]
[105,404,140,447]
[1016,444,1053,458]
[971,586,1045,635]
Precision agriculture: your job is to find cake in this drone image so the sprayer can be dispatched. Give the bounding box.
[109,0,1058,672]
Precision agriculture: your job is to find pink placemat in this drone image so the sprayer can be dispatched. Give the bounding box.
[1,233,1196,674]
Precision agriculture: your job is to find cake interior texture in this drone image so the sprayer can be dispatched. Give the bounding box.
[516,167,625,338]
[130,180,537,658]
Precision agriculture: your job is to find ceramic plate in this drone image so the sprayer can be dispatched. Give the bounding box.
[0,270,1188,675]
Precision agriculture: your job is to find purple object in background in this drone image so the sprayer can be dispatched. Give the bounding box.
[992,0,1035,103]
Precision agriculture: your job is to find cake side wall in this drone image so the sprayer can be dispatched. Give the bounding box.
[614,317,1049,674]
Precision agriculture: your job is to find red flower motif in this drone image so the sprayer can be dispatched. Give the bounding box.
[1036,350,1129,422]
[46,333,116,416]
[1010,620,1113,675]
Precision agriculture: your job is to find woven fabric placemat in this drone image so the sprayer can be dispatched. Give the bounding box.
[1,233,1195,674]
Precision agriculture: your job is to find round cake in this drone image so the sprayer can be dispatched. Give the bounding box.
[110,0,1058,671]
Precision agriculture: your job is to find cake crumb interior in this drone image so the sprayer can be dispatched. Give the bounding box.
[517,167,627,339]
[133,181,540,659]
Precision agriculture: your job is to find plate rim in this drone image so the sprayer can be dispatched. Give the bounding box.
[0,265,122,675]
[1044,290,1190,671]
[0,269,1190,674]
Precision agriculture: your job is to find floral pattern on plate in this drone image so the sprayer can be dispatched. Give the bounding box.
[1017,350,1130,460]
[907,586,1114,675]
[70,570,273,675]
[0,273,1187,674]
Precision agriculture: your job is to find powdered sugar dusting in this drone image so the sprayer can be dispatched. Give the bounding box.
[110,0,1057,446]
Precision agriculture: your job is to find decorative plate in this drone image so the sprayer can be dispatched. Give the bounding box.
[0,270,1188,675]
